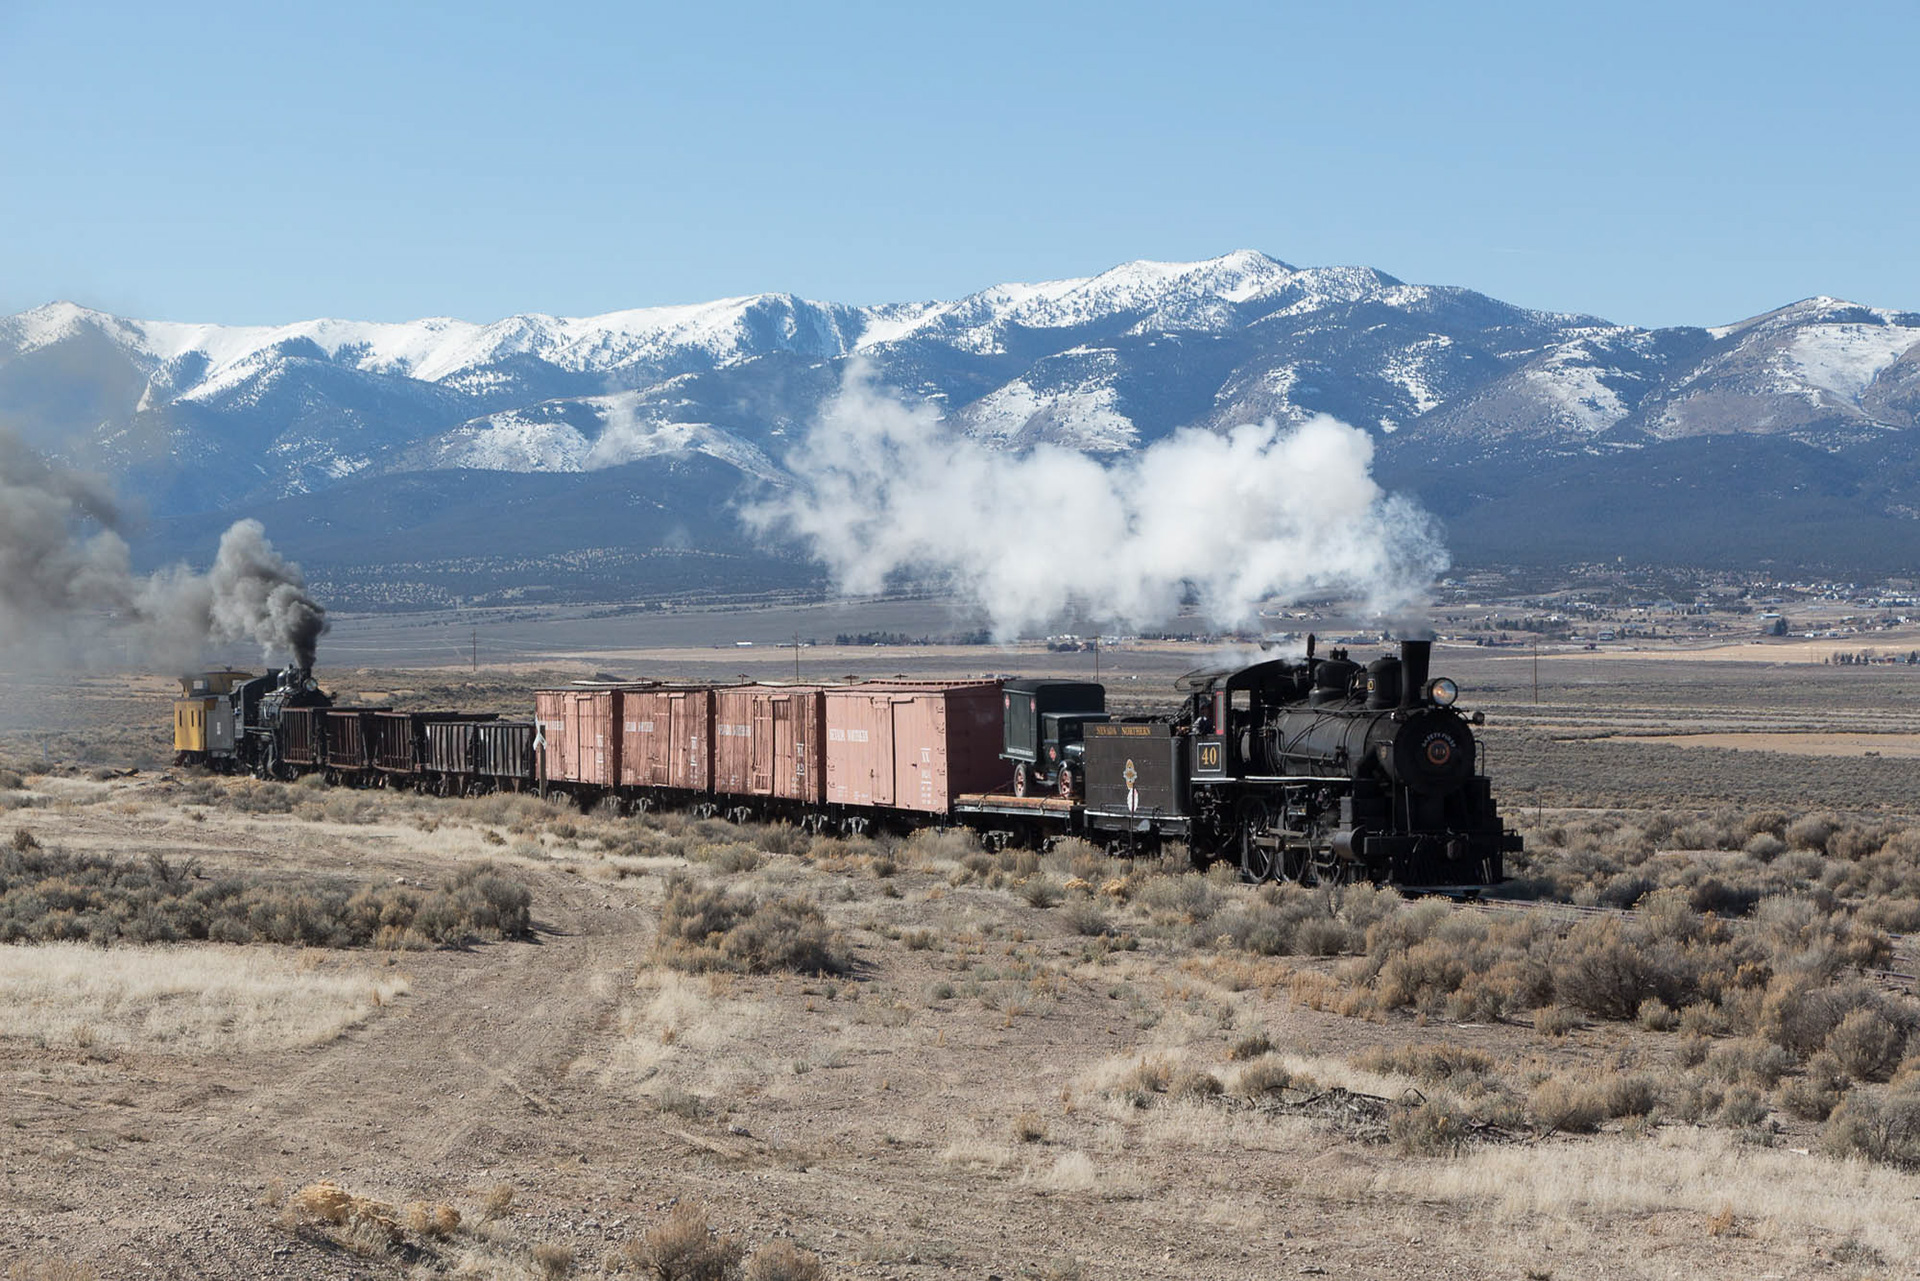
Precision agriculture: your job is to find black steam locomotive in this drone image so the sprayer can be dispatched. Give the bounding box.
[1061,638,1518,885]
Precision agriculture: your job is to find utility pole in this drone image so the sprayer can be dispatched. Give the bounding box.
[471,626,478,673]
[793,633,801,683]
[1093,635,1100,681]
[1532,639,1539,704]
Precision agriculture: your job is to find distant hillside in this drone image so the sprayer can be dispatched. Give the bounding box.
[5,252,1918,601]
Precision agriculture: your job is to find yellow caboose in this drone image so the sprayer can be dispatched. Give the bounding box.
[173,670,251,764]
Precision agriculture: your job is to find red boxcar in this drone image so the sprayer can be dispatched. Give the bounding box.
[823,681,1004,814]
[536,689,620,788]
[714,684,826,804]
[618,686,712,793]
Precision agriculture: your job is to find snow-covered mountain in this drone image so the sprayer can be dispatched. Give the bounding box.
[5,251,1919,599]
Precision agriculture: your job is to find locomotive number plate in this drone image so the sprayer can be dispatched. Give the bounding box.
[1197,741,1223,773]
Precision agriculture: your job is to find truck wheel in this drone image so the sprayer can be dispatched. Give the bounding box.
[1057,765,1077,800]
[1012,763,1030,797]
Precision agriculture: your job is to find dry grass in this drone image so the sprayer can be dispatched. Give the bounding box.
[0,942,408,1052]
[1023,1150,1102,1193]
[741,1241,826,1281]
[405,1200,463,1238]
[532,1241,574,1278]
[620,1203,743,1279]
[6,1259,98,1281]
[654,878,848,975]
[0,838,531,949]
[286,1180,402,1252]
[1366,1126,1920,1265]
[481,1182,516,1220]
[939,1136,1017,1171]
[1354,1041,1494,1086]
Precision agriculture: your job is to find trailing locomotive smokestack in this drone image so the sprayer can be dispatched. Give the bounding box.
[1399,639,1432,708]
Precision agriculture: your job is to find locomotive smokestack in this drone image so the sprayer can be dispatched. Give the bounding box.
[1399,639,1432,708]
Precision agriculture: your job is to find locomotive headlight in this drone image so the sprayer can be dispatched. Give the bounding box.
[1427,677,1459,707]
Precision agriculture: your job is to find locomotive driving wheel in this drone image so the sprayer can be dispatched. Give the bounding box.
[1278,839,1314,885]
[1237,797,1275,883]
[1310,846,1343,884]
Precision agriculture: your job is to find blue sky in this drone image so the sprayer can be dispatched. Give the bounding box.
[2,1,1913,329]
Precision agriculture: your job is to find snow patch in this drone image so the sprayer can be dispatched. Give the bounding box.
[424,413,595,473]
[958,379,1137,451]
[1783,323,1920,404]
[1379,336,1454,416]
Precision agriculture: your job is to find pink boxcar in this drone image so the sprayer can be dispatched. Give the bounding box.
[618,686,713,793]
[536,688,620,788]
[823,681,1004,814]
[713,685,826,804]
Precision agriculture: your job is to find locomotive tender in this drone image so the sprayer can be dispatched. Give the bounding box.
[172,637,1518,887]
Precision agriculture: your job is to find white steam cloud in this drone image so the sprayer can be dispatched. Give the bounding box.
[0,428,328,671]
[746,363,1448,639]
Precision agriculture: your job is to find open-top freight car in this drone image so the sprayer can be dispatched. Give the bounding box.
[279,706,328,770]
[323,709,376,783]
[416,715,519,795]
[474,721,540,792]
[372,711,499,782]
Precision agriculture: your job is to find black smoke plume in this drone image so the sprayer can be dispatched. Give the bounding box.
[0,427,328,670]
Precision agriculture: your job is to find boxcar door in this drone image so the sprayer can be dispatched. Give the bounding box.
[869,696,894,806]
[645,696,670,786]
[659,694,681,787]
[573,694,599,784]
[892,697,933,812]
[670,693,708,790]
[770,697,796,798]
[750,696,775,793]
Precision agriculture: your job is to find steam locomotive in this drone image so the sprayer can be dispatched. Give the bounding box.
[172,668,332,775]
[171,636,1517,887]
[1063,637,1518,885]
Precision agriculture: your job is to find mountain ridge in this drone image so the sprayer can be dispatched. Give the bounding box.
[6,252,1919,598]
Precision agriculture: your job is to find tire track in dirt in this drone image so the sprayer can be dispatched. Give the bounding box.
[187,865,648,1188]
